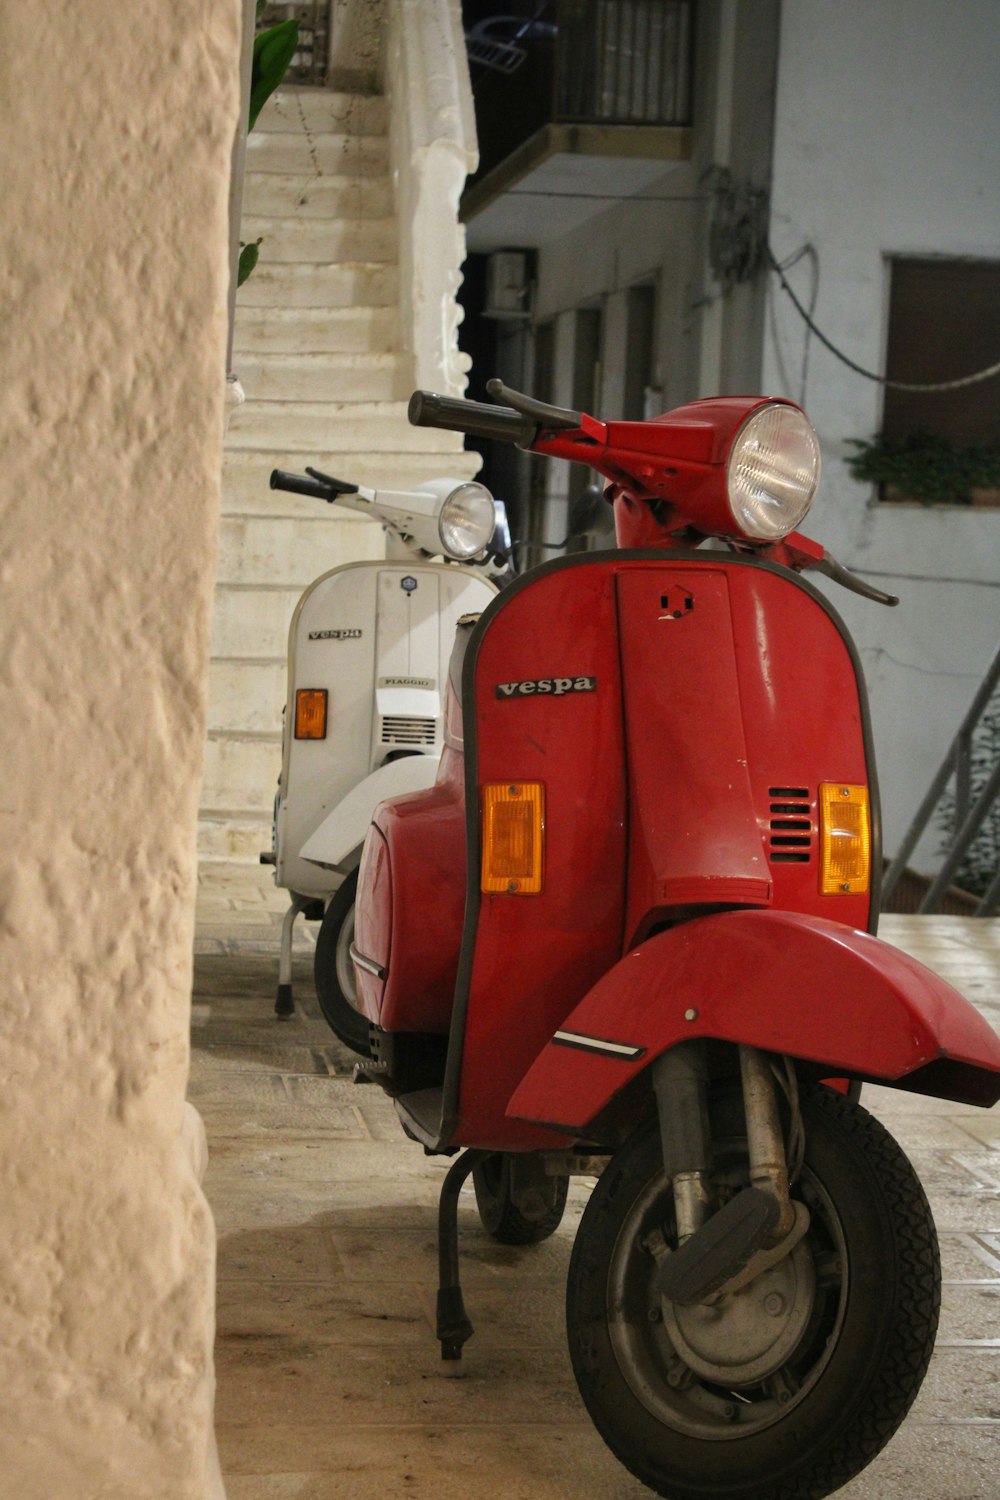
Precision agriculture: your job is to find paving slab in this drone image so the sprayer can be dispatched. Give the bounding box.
[193,868,1000,1500]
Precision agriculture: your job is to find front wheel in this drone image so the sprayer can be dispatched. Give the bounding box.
[567,1086,940,1500]
[313,871,370,1057]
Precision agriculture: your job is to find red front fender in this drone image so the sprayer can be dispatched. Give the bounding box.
[506,910,1000,1133]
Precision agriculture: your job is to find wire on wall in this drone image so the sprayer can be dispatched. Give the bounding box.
[767,245,1000,392]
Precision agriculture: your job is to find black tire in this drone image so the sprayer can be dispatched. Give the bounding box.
[567,1086,940,1500]
[473,1152,570,1245]
[313,871,370,1057]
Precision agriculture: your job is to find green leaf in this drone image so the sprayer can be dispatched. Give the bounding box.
[237,237,262,287]
[249,20,299,132]
[844,428,1000,505]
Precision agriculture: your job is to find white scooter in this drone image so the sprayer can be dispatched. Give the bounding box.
[262,465,506,1049]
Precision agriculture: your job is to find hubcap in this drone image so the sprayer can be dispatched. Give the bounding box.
[607,1152,847,1439]
[662,1239,816,1385]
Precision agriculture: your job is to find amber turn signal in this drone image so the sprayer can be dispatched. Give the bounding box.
[819,782,870,894]
[481,782,544,894]
[295,688,328,740]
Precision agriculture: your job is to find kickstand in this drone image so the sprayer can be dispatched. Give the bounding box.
[436,1149,486,1362]
[275,894,309,1017]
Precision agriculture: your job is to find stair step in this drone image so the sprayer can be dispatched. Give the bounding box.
[241,214,395,264]
[206,71,475,869]
[256,88,387,137]
[197,813,275,865]
[236,352,405,403]
[231,305,396,356]
[221,449,482,515]
[215,512,385,588]
[244,171,391,220]
[246,131,387,177]
[227,401,472,453]
[210,586,304,661]
[202,734,285,814]
[207,659,287,736]
[235,261,396,308]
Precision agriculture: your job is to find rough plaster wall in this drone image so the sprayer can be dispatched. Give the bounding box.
[0,3,240,1496]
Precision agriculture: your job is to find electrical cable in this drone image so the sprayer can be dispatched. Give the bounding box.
[767,245,1000,392]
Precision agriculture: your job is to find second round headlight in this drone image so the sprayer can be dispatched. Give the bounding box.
[726,404,821,541]
[438,482,497,559]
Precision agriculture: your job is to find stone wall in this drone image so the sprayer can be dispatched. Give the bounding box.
[0,3,240,1496]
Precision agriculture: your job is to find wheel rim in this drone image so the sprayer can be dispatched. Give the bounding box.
[334,902,357,1006]
[607,1147,848,1440]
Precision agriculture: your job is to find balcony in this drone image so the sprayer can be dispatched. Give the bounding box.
[462,0,694,250]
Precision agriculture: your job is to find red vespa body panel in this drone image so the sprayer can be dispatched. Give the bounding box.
[453,561,629,1150]
[354,546,999,1151]
[613,563,871,940]
[352,746,467,1033]
[506,908,1000,1136]
[410,551,884,1150]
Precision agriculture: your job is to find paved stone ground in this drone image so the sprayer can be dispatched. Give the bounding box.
[193,862,1000,1500]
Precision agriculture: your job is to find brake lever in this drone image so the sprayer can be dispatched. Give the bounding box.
[810,551,899,607]
[762,532,899,607]
[304,467,360,498]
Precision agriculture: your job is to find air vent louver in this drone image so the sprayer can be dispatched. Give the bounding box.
[768,786,813,863]
[380,715,436,747]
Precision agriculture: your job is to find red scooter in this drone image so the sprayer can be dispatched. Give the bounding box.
[348,380,1000,1500]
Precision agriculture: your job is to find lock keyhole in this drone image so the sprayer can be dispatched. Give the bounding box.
[660,592,694,619]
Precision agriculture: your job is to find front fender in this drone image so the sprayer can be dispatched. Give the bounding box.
[299,754,440,870]
[506,909,1000,1132]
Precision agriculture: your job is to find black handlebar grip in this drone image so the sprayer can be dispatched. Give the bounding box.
[408,390,535,446]
[270,468,336,499]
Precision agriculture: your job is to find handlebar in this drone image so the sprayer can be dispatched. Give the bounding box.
[407,390,538,446]
[410,380,900,608]
[270,468,359,501]
[408,384,585,449]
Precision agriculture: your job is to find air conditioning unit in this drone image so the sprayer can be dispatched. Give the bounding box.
[484,251,531,320]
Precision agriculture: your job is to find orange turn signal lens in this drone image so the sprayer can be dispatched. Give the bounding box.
[819,782,870,894]
[294,688,328,740]
[481,782,544,894]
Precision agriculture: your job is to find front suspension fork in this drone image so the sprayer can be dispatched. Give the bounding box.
[738,1044,796,1237]
[652,1042,802,1304]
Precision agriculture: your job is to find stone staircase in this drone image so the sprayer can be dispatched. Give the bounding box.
[201,85,477,864]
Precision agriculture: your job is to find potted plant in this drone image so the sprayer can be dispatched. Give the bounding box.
[845,430,1000,506]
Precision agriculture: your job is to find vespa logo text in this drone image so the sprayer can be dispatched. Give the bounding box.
[496,676,596,699]
[308,628,363,641]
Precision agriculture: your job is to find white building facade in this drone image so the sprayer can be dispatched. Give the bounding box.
[463,0,999,874]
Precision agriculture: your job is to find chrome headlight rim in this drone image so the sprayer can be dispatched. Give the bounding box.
[726,403,821,542]
[438,481,497,559]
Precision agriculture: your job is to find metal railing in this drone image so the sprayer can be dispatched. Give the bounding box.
[882,641,1000,916]
[555,0,693,125]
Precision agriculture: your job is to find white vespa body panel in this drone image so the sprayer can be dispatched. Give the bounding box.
[275,560,496,900]
[264,466,504,1026]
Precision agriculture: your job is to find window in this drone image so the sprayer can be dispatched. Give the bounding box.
[874,257,1000,505]
[623,282,657,420]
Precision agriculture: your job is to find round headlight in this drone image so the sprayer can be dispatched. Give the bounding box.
[726,404,820,541]
[438,482,496,559]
